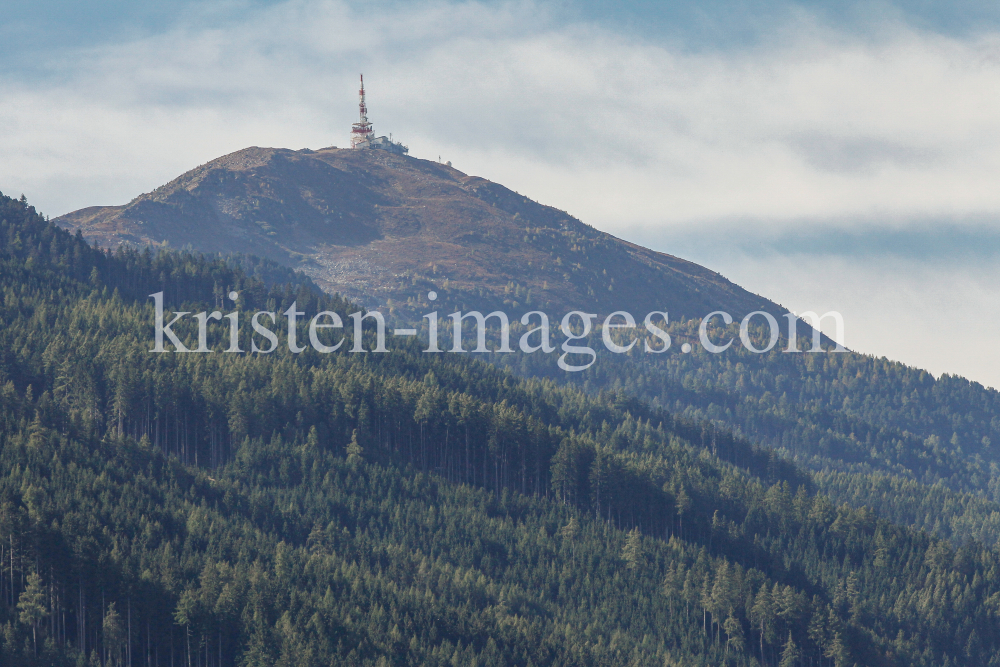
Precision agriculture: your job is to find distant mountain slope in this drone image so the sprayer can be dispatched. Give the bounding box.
[56,146,785,320]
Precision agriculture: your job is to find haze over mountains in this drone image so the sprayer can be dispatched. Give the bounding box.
[56,146,788,322]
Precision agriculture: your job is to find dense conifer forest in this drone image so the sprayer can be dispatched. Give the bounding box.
[3,190,1000,666]
[499,306,1000,549]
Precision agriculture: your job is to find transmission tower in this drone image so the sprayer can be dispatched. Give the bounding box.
[351,74,374,148]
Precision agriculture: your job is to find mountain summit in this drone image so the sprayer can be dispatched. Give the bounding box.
[57,146,782,319]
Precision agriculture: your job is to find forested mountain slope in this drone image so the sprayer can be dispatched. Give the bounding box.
[53,145,1000,552]
[499,321,1000,548]
[6,192,1000,666]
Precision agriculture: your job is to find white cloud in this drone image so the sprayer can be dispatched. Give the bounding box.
[695,249,1000,391]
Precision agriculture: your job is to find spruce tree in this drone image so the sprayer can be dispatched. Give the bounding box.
[103,602,126,667]
[623,528,643,570]
[17,571,48,656]
[779,631,800,667]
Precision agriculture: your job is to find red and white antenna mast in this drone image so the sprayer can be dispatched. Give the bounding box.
[351,74,374,148]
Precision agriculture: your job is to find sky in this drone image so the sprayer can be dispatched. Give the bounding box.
[2,0,1000,388]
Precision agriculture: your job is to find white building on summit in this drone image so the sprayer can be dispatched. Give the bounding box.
[350,75,408,155]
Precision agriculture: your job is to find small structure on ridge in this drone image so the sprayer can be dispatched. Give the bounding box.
[350,75,408,155]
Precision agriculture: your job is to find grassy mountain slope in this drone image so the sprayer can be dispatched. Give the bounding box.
[54,146,786,322]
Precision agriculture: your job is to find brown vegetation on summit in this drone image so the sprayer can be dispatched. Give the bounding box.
[56,146,783,320]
